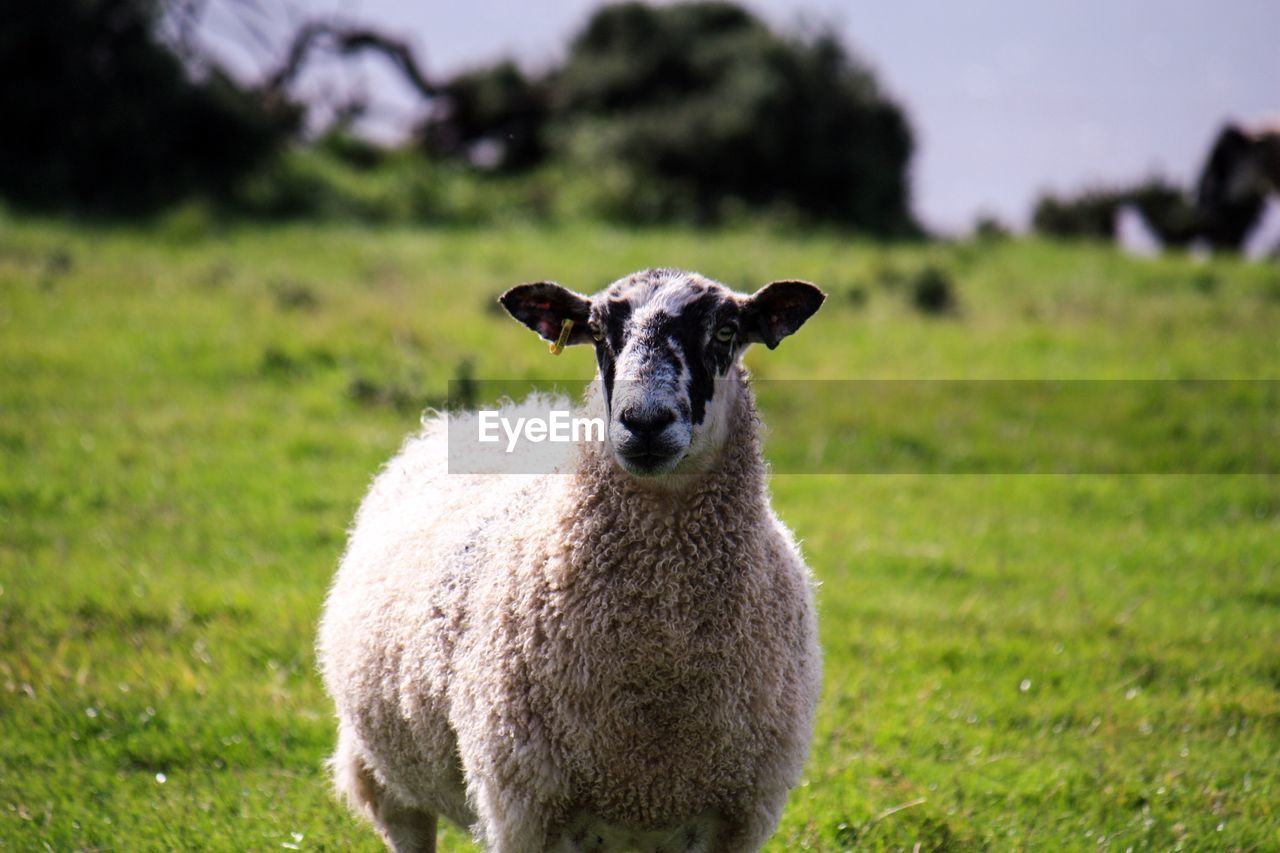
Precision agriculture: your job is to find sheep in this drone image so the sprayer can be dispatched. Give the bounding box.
[317,268,826,852]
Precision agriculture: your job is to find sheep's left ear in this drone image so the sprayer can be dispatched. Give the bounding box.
[499,281,595,345]
[741,280,826,349]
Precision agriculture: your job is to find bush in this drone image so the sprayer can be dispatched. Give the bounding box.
[910,267,957,315]
[1126,181,1200,247]
[1031,188,1121,240]
[231,147,573,226]
[0,0,296,215]
[420,61,549,172]
[973,214,1011,241]
[1031,178,1200,246]
[420,1,919,233]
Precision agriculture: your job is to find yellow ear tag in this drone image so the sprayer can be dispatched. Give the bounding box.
[549,318,574,355]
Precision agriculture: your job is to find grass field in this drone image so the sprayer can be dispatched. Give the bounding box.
[1,216,1278,850]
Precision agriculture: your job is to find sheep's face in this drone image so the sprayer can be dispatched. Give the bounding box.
[501,269,824,478]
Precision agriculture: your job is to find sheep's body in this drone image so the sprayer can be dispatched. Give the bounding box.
[319,379,821,852]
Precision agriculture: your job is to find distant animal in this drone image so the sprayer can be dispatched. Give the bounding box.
[318,268,826,852]
[1196,121,1280,249]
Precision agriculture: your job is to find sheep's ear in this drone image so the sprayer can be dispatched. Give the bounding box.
[740,280,826,349]
[499,282,594,345]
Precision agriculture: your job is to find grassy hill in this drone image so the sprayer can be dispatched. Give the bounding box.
[1,216,1277,849]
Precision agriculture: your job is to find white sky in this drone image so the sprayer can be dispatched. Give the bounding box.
[198,0,1280,232]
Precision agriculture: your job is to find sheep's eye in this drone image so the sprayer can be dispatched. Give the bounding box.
[588,321,604,342]
[715,325,736,343]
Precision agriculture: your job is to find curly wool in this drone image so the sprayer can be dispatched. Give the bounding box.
[318,372,821,851]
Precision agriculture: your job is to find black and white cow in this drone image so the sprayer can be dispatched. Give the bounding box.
[1197,122,1280,250]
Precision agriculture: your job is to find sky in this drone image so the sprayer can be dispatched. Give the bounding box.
[198,0,1280,233]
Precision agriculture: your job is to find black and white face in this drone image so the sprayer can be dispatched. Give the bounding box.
[501,269,824,478]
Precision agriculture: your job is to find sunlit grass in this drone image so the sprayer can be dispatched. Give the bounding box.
[1,217,1277,849]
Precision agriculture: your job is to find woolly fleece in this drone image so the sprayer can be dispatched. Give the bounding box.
[318,374,821,852]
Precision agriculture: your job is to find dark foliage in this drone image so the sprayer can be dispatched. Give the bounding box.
[0,0,296,214]
[1,0,916,229]
[420,1,918,233]
[420,62,549,172]
[1127,181,1200,247]
[1031,189,1125,241]
[1032,179,1200,247]
[556,3,916,231]
[316,130,387,170]
[973,214,1011,240]
[910,267,957,315]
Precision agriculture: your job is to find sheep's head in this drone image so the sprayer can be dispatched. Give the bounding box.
[501,269,824,478]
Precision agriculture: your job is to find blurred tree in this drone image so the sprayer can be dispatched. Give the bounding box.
[2,0,918,229]
[1032,179,1199,247]
[1127,180,1199,248]
[972,214,1010,240]
[0,0,296,214]
[1031,188,1123,240]
[550,3,916,231]
[415,1,918,232]
[419,62,549,172]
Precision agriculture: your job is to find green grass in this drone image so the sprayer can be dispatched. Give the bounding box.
[1,216,1278,850]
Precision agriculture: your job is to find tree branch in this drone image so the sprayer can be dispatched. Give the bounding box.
[264,21,438,100]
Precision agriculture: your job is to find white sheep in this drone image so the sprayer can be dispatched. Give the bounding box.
[318,268,825,852]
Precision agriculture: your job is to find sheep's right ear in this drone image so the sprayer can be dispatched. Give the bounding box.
[741,280,826,349]
[499,282,594,345]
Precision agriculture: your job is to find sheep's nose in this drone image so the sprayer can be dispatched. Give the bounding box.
[619,407,676,439]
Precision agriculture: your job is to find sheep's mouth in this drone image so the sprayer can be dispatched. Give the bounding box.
[616,448,684,477]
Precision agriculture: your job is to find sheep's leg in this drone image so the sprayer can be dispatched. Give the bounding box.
[470,779,552,853]
[331,724,438,852]
[376,801,438,853]
[707,792,789,853]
